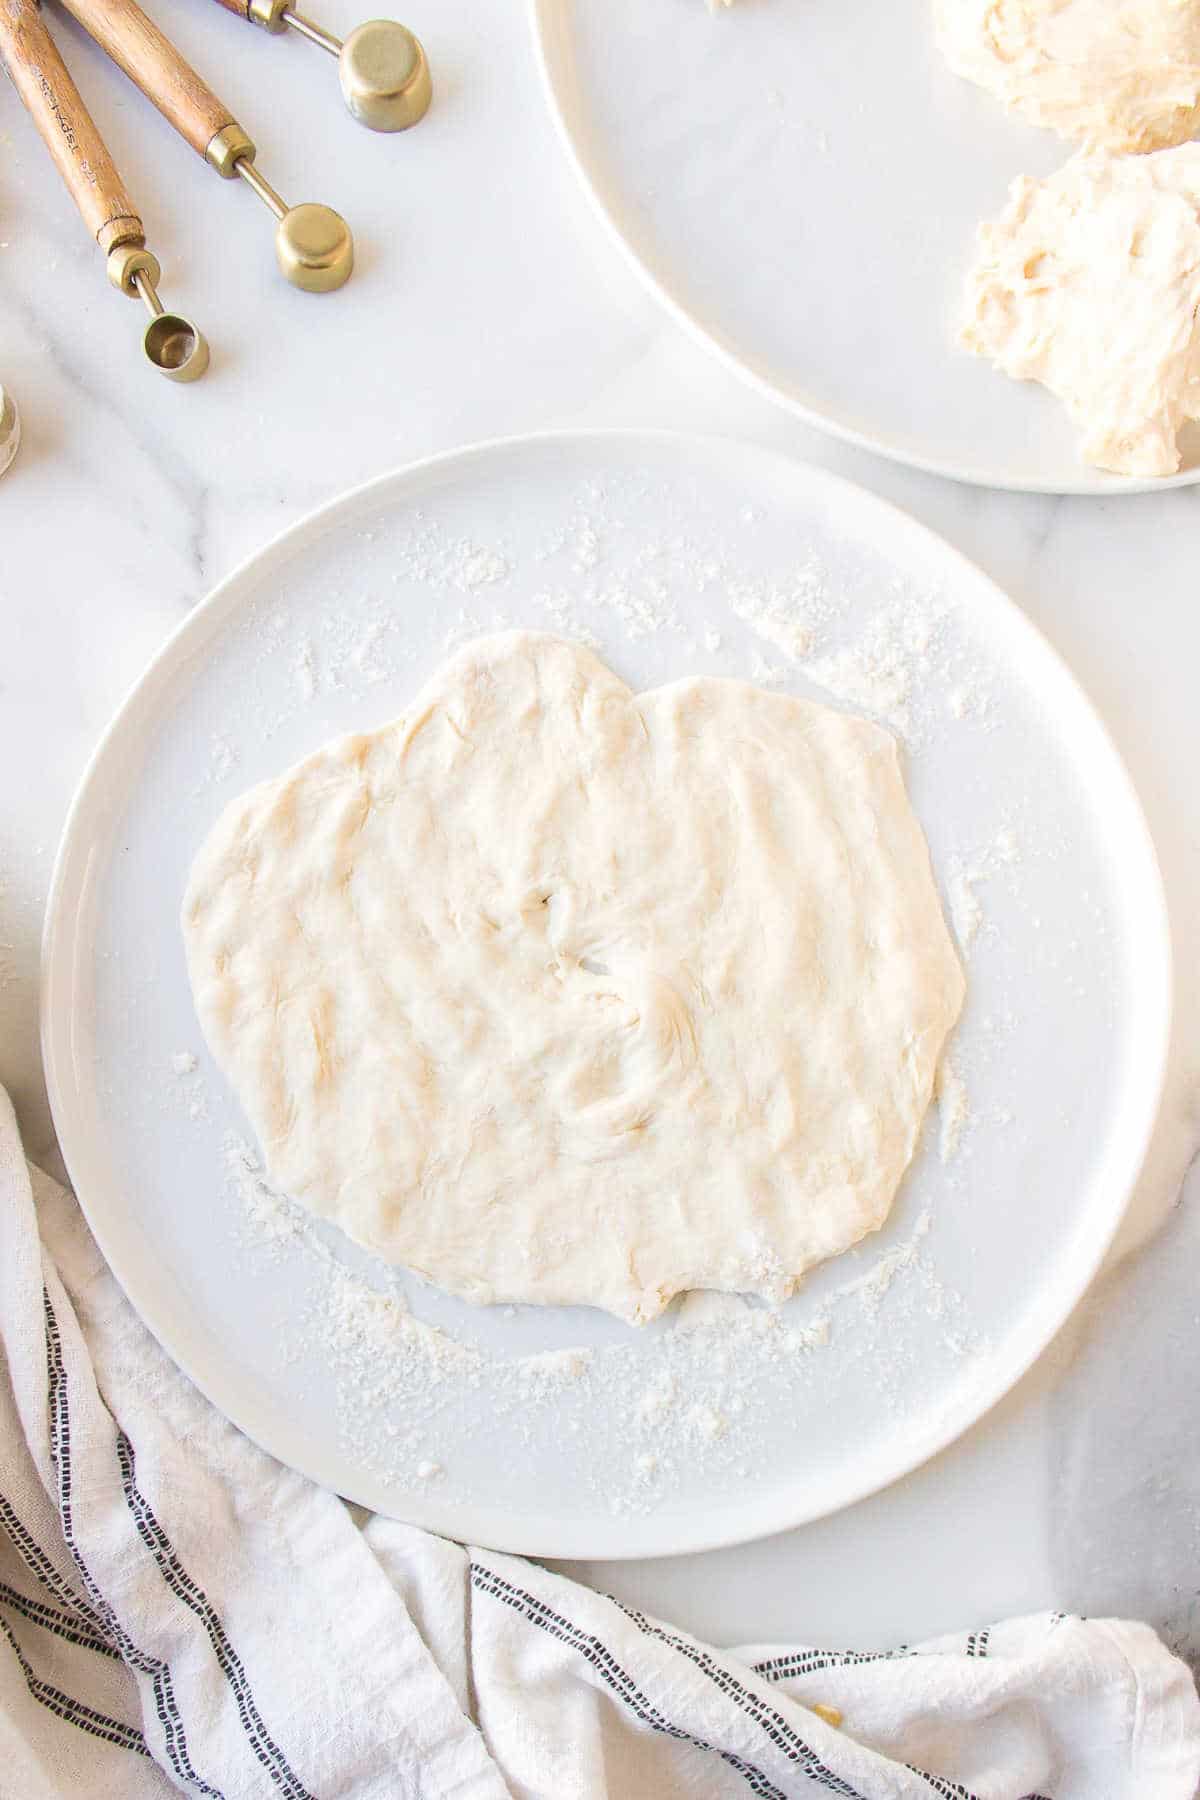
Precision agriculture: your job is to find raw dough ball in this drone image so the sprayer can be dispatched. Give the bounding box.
[934,0,1200,153]
[184,634,963,1324]
[961,144,1200,475]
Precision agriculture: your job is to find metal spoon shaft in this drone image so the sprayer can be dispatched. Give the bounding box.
[282,10,341,55]
[235,157,289,220]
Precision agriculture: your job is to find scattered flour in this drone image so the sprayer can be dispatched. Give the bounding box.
[828,1211,934,1316]
[948,861,985,952]
[515,1347,594,1395]
[748,649,784,685]
[170,1051,197,1076]
[726,576,818,660]
[193,734,239,796]
[948,825,1024,956]
[294,638,317,701]
[455,545,509,591]
[937,1057,970,1164]
[220,1108,971,1515]
[186,468,1012,1516]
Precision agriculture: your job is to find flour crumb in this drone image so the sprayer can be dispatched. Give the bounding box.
[572,523,602,572]
[804,638,910,731]
[350,622,388,684]
[444,541,510,592]
[834,1211,933,1314]
[415,1459,442,1481]
[749,650,784,685]
[222,1134,305,1251]
[993,826,1020,865]
[704,630,723,653]
[727,580,814,661]
[295,638,317,701]
[194,733,239,794]
[947,826,1023,954]
[786,1314,833,1354]
[948,859,984,952]
[675,1291,751,1333]
[533,586,600,647]
[937,1057,969,1164]
[170,1051,197,1076]
[688,1404,728,1442]
[638,1377,678,1426]
[515,1347,594,1393]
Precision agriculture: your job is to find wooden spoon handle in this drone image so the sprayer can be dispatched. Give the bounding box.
[54,0,241,163]
[0,0,143,252]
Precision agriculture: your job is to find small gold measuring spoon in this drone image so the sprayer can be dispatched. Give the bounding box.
[210,0,432,132]
[56,0,354,292]
[0,0,209,380]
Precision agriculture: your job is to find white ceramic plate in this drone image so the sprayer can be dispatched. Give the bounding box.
[531,0,1200,495]
[43,432,1169,1558]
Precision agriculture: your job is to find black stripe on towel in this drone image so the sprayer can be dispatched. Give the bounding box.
[609,1596,868,1798]
[0,1577,121,1660]
[43,1286,226,1799]
[0,1492,109,1639]
[0,1610,150,1758]
[752,1646,911,1680]
[115,1429,315,1800]
[472,1563,860,1799]
[616,1598,988,1800]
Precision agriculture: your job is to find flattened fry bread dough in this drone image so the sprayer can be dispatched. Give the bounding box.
[184,634,964,1323]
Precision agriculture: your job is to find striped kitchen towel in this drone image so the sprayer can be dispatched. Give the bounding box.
[2,1083,1198,1799]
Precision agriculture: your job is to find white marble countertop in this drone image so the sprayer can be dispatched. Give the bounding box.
[3,0,1199,1665]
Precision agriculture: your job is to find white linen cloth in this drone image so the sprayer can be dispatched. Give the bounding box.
[2,1087,1197,1800]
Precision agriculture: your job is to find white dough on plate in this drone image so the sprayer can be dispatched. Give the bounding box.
[961,144,1200,476]
[183,633,964,1325]
[934,0,1200,153]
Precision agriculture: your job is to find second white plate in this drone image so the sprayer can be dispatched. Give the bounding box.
[43,432,1169,1558]
[532,0,1200,494]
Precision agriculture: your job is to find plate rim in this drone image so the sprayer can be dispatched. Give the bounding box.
[528,0,1200,499]
[41,427,1174,1558]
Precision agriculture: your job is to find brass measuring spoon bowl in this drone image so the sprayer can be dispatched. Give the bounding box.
[338,20,431,132]
[233,157,353,292]
[259,7,432,132]
[143,310,211,382]
[275,201,354,292]
[108,246,211,382]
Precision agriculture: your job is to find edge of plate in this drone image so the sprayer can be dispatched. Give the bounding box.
[527,0,1200,500]
[41,428,1174,1559]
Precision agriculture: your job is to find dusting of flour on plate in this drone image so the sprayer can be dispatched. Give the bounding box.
[181,467,1030,1517]
[937,1058,970,1164]
[947,826,1024,957]
[220,1126,973,1513]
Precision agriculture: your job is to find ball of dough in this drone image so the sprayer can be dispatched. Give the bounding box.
[934,0,1200,153]
[961,144,1200,475]
[184,634,964,1324]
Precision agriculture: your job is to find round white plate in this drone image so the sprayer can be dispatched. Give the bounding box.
[531,0,1200,495]
[44,432,1169,1558]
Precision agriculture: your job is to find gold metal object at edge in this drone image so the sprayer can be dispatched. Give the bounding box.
[205,122,256,177]
[339,20,431,131]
